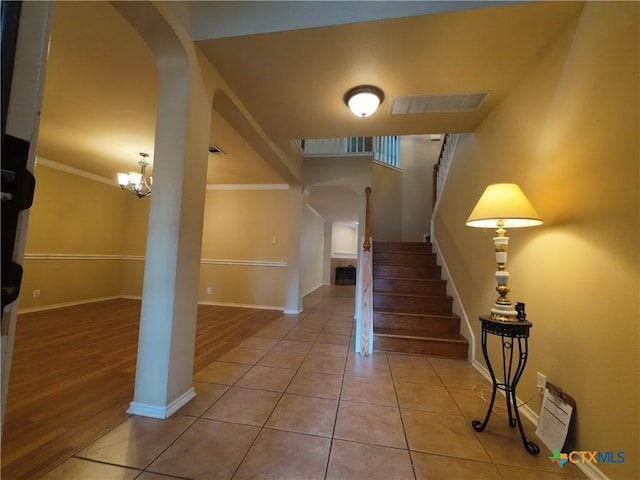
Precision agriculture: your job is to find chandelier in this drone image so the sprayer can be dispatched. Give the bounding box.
[117,152,152,198]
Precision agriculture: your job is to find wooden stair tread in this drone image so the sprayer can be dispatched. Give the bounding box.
[374,261,436,266]
[374,250,433,255]
[373,276,445,283]
[374,291,451,299]
[374,328,468,344]
[374,310,459,320]
[371,239,468,358]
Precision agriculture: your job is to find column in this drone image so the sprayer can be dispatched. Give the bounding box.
[112,1,212,418]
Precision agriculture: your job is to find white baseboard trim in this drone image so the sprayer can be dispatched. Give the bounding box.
[198,300,284,311]
[19,296,284,314]
[431,237,475,362]
[574,461,611,480]
[18,296,121,314]
[471,360,610,480]
[127,387,196,419]
[283,308,303,315]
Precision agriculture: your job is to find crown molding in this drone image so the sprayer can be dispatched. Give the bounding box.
[36,157,116,187]
[36,157,290,192]
[207,183,289,191]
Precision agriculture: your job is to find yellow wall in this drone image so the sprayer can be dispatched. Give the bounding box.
[435,3,638,478]
[198,188,289,308]
[200,189,288,261]
[400,135,440,242]
[25,164,127,255]
[20,165,290,310]
[300,205,325,296]
[372,162,402,240]
[20,164,131,309]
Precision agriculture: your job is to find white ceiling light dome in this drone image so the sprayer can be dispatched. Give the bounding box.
[343,85,385,118]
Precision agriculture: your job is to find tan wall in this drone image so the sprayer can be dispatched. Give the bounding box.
[400,135,440,242]
[372,163,402,240]
[300,204,325,296]
[25,164,127,254]
[435,3,639,477]
[20,164,130,309]
[21,166,290,310]
[200,189,288,261]
[198,188,289,308]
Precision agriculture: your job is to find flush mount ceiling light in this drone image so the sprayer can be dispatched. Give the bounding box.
[117,152,152,198]
[343,85,385,118]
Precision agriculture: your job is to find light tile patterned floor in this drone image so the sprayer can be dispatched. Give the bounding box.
[40,286,586,480]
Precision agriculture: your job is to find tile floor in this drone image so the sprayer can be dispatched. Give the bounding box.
[41,286,585,480]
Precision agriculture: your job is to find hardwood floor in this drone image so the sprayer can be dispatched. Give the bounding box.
[1,298,281,480]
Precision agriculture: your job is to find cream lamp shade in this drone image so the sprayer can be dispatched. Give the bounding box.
[466,183,542,229]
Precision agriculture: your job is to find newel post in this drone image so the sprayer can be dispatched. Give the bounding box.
[363,186,372,251]
[359,186,373,356]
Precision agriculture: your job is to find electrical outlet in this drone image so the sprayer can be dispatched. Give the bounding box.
[206,287,212,295]
[33,289,40,298]
[536,372,547,394]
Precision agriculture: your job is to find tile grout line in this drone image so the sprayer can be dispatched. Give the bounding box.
[229,300,342,479]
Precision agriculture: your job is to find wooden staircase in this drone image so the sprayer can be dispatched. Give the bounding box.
[372,240,468,358]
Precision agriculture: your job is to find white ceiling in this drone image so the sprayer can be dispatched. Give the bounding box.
[35,1,583,194]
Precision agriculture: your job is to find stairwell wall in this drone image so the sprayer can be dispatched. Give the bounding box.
[400,135,441,242]
[433,3,638,478]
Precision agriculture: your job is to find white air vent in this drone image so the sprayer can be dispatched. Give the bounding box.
[391,92,488,115]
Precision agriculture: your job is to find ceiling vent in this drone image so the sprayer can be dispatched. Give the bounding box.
[391,92,488,115]
[208,145,226,155]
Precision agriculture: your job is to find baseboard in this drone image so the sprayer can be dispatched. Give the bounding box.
[283,308,303,315]
[198,300,284,311]
[19,296,284,314]
[303,282,325,297]
[431,237,475,362]
[574,461,612,480]
[18,296,121,314]
[470,360,610,480]
[127,387,196,419]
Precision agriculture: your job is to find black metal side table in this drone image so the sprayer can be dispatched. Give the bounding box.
[471,315,540,455]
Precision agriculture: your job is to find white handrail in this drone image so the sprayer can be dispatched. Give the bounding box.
[434,133,460,205]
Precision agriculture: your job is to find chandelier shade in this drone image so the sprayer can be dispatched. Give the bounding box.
[117,152,152,198]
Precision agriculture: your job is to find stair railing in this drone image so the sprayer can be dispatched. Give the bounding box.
[373,135,400,168]
[357,186,374,356]
[432,133,460,208]
[300,136,400,168]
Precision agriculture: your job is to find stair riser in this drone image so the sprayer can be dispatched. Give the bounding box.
[374,313,460,335]
[373,252,437,266]
[373,242,432,253]
[373,278,446,295]
[374,294,453,314]
[373,264,441,280]
[374,335,467,358]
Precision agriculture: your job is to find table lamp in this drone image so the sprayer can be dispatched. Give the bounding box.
[466,183,543,321]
